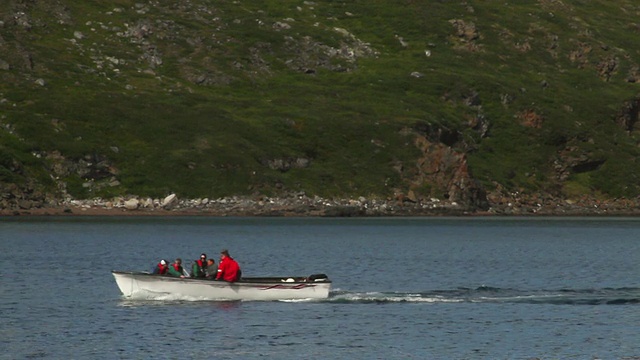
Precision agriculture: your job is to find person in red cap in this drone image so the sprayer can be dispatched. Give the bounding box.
[153,259,169,275]
[215,249,241,282]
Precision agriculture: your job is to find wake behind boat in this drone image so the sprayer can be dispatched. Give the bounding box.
[112,271,332,301]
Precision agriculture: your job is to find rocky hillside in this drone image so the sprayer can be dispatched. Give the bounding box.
[1,1,640,214]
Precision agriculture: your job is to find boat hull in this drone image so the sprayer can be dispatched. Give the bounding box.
[112,271,331,301]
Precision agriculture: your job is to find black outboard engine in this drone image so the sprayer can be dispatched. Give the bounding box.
[307,273,329,282]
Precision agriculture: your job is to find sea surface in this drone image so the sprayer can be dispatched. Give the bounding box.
[1,216,639,359]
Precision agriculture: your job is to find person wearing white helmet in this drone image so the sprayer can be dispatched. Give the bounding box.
[153,259,169,275]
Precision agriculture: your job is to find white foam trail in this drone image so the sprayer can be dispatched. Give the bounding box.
[330,292,464,303]
[278,298,318,303]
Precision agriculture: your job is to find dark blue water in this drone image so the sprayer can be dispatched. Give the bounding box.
[1,217,639,359]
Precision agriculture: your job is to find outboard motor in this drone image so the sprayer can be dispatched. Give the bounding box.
[307,273,329,282]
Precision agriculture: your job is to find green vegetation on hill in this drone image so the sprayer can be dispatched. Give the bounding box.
[1,1,639,206]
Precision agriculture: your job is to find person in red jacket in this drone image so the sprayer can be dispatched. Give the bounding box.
[216,249,241,282]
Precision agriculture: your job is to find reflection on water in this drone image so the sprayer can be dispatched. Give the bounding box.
[118,299,244,309]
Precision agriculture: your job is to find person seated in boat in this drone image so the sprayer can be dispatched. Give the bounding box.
[191,253,208,278]
[167,258,186,278]
[152,259,169,275]
[215,249,241,282]
[204,258,217,279]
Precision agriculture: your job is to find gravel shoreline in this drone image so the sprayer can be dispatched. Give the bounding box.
[3,193,640,217]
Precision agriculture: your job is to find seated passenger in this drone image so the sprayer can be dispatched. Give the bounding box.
[167,258,186,278]
[215,249,241,282]
[152,259,169,275]
[191,253,208,278]
[205,259,217,279]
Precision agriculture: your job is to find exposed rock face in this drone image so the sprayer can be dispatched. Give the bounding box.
[569,42,592,68]
[449,19,481,51]
[410,134,488,210]
[283,28,378,74]
[553,146,605,182]
[627,66,640,83]
[397,118,487,210]
[518,109,544,129]
[616,96,640,133]
[596,56,618,81]
[449,19,479,42]
[46,152,117,180]
[0,180,54,212]
[263,157,310,172]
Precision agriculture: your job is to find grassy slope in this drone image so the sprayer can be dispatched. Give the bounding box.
[1,0,639,201]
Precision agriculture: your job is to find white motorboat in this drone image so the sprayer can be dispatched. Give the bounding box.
[112,271,331,301]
